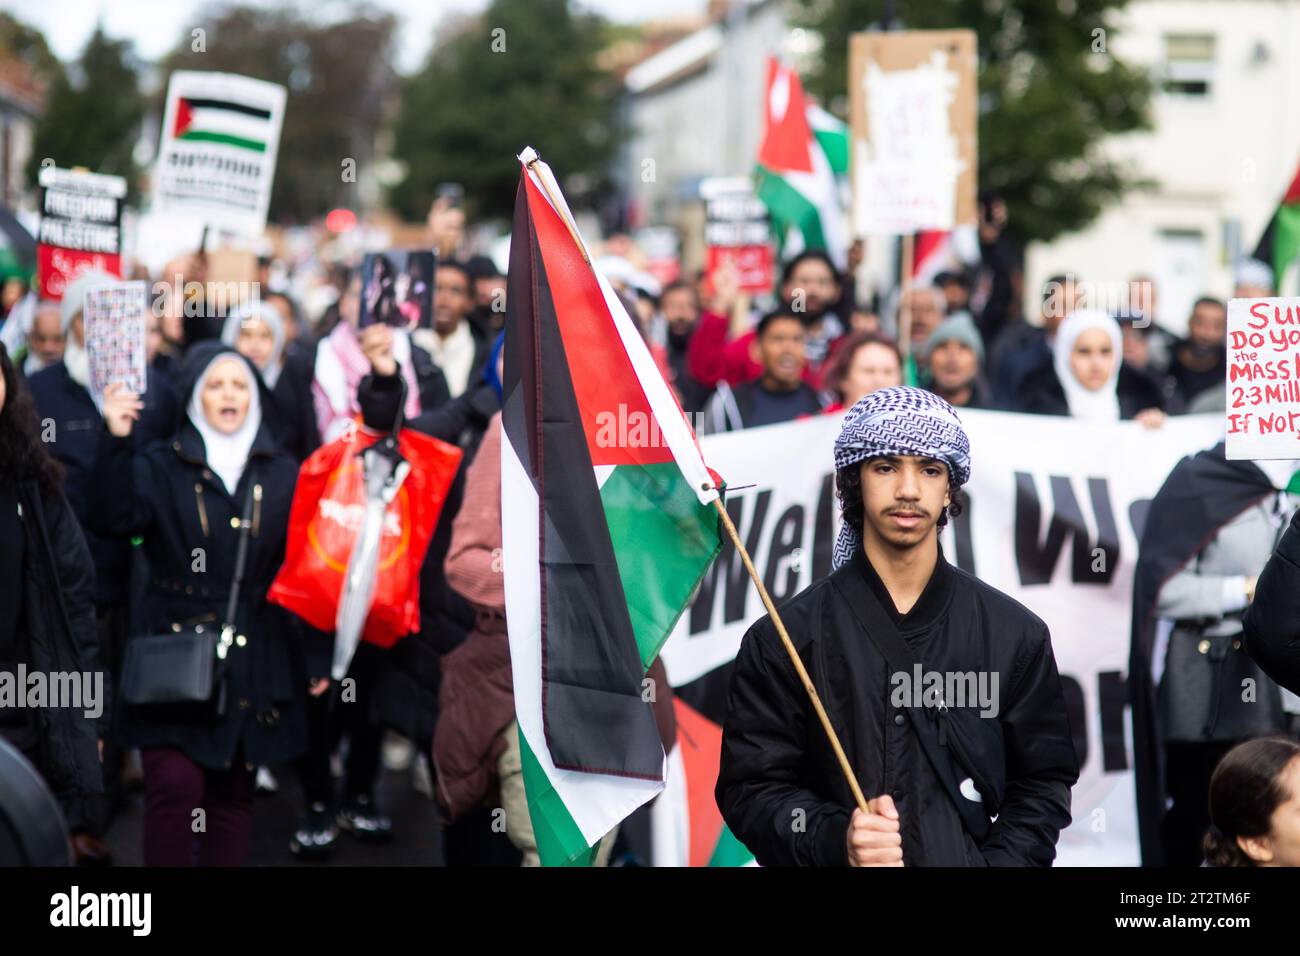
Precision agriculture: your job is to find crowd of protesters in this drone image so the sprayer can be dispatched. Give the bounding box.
[2,188,1300,870]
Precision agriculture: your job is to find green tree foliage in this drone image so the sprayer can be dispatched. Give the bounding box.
[159,3,398,223]
[391,0,619,222]
[25,28,144,193]
[794,0,1153,244]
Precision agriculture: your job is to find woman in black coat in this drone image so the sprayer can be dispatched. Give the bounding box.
[0,343,103,840]
[90,342,328,866]
[1015,308,1167,427]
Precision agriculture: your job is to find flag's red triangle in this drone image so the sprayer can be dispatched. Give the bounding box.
[672,698,727,868]
[757,58,814,175]
[173,97,194,139]
[1283,159,1300,206]
[914,230,948,277]
[522,171,675,468]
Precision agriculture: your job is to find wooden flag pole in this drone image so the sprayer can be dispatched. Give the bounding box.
[522,151,591,266]
[898,231,915,362]
[710,496,871,815]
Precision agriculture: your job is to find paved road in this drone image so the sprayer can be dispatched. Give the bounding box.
[104,760,455,866]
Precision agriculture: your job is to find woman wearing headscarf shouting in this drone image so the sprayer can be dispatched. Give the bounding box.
[1016,308,1167,427]
[90,342,329,866]
[222,300,319,462]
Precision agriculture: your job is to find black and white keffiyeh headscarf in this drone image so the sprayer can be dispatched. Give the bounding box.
[832,386,971,569]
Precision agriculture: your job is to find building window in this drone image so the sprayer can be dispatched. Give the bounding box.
[1163,34,1215,97]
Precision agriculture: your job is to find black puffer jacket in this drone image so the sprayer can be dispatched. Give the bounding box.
[13,480,104,828]
[87,344,322,769]
[716,547,1079,866]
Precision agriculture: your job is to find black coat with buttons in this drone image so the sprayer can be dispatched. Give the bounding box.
[715,547,1080,866]
[87,345,320,770]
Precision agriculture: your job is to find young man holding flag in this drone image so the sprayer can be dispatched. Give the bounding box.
[716,386,1079,866]
[496,149,723,866]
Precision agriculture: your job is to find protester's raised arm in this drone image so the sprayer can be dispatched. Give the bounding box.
[86,420,159,538]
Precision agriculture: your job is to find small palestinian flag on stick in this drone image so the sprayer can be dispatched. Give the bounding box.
[501,148,723,866]
[1251,158,1300,293]
[755,58,850,268]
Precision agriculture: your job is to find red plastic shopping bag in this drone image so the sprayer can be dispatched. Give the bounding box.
[269,421,463,647]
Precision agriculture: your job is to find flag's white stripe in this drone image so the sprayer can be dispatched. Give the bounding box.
[518,146,720,507]
[502,434,664,846]
[807,103,848,136]
[184,107,272,142]
[782,135,848,266]
[650,742,689,867]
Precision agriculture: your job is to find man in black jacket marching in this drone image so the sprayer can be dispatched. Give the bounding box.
[716,386,1079,866]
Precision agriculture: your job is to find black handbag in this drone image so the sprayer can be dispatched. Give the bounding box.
[120,481,256,719]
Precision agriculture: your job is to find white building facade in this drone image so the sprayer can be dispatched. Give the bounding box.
[621,0,1300,329]
[1025,0,1300,334]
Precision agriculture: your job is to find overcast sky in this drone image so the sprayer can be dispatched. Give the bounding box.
[9,0,708,73]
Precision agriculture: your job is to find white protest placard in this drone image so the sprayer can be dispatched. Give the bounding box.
[83,281,149,405]
[1225,296,1300,459]
[850,31,977,235]
[154,71,287,236]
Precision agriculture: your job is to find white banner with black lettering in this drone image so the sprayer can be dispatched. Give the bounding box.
[660,409,1225,866]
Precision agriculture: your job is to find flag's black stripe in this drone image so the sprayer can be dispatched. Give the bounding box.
[502,178,541,494]
[1252,211,1278,267]
[183,97,273,120]
[501,176,664,781]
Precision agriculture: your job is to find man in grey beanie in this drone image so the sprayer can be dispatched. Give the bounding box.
[920,312,991,409]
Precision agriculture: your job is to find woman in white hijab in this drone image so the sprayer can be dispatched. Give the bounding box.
[93,342,327,867]
[1019,308,1166,428]
[222,300,286,390]
[222,300,320,461]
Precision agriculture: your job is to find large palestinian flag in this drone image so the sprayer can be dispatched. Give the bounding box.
[755,58,850,268]
[501,149,724,866]
[172,95,275,153]
[1251,158,1300,294]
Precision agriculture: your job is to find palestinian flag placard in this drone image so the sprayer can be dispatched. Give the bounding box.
[501,148,723,866]
[1251,159,1300,295]
[155,71,286,236]
[172,95,274,153]
[755,58,850,268]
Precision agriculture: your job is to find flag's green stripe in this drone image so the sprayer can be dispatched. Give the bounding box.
[519,728,598,867]
[813,128,849,175]
[179,130,267,153]
[1272,203,1300,290]
[708,823,755,867]
[755,166,827,254]
[600,461,722,670]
